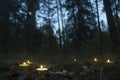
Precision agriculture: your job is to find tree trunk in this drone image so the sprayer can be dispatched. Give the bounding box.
[96,0,103,41]
[59,0,66,52]
[25,0,37,56]
[113,0,120,41]
[103,0,119,46]
[47,0,51,26]
[0,0,10,53]
[56,0,62,49]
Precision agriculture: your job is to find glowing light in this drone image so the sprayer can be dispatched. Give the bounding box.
[74,58,77,62]
[27,60,32,64]
[19,62,29,67]
[93,58,98,62]
[106,59,113,63]
[40,65,43,68]
[36,65,48,71]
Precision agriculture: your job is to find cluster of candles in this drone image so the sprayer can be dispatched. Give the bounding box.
[19,57,113,71]
[73,57,113,64]
[19,60,48,71]
[93,58,113,63]
[19,60,32,67]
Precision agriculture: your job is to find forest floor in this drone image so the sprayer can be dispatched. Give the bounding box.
[0,59,120,80]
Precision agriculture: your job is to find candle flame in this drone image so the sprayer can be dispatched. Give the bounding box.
[74,58,77,62]
[106,59,113,63]
[27,60,32,64]
[93,58,98,62]
[40,65,43,68]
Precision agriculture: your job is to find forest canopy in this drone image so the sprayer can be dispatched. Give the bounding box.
[0,0,120,63]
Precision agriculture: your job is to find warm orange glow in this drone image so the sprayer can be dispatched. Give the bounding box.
[93,58,98,62]
[19,62,29,67]
[106,59,113,63]
[36,65,48,71]
[40,65,43,68]
[27,60,32,64]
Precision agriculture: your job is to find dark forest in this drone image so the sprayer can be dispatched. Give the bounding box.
[0,0,120,80]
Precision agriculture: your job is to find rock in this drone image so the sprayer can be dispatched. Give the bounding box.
[0,72,11,80]
[17,73,27,80]
[0,77,9,80]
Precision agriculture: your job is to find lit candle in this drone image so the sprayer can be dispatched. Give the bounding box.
[27,60,32,64]
[106,59,113,63]
[93,58,98,62]
[36,65,48,71]
[74,58,77,62]
[19,62,29,67]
